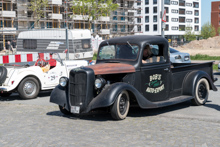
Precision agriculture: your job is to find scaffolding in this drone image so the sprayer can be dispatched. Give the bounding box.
[0,0,140,50]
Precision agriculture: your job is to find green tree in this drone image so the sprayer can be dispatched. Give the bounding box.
[29,0,48,28]
[71,0,118,31]
[184,26,196,41]
[201,22,216,39]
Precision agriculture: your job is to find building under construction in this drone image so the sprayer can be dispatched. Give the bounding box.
[0,0,140,50]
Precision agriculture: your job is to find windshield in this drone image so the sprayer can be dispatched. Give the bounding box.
[98,44,139,60]
[170,48,179,53]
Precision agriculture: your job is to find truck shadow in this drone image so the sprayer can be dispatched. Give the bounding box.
[47,100,196,121]
[0,91,51,101]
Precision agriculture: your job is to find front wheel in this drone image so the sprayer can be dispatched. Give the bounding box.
[18,77,40,99]
[59,105,71,115]
[110,90,130,120]
[191,78,209,106]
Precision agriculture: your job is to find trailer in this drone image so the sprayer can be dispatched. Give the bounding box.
[16,29,93,60]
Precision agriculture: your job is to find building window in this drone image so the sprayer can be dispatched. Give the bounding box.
[165,7,169,14]
[137,9,141,14]
[193,2,199,8]
[137,18,141,23]
[179,25,185,31]
[154,24,157,31]
[153,0,157,4]
[164,0,170,5]
[195,10,199,16]
[138,26,141,32]
[153,7,157,13]
[171,18,178,22]
[166,16,169,22]
[145,25,149,31]
[186,3,192,7]
[137,0,141,5]
[145,7,149,14]
[153,16,157,22]
[145,16,149,23]
[171,9,178,13]
[186,11,192,15]
[194,18,199,24]
[179,17,185,23]
[186,19,192,23]
[165,24,169,31]
[219,5,220,9]
[195,25,199,31]
[179,0,185,6]
[172,26,178,30]
[145,0,149,5]
[171,1,178,5]
[179,8,185,15]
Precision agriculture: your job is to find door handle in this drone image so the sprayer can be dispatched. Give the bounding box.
[164,68,169,71]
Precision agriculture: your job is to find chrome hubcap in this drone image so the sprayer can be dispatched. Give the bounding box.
[23,81,36,96]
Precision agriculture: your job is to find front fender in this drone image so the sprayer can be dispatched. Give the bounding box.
[84,82,159,113]
[50,85,69,111]
[182,70,218,96]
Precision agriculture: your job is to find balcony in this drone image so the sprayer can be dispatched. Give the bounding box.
[0,11,16,18]
[48,0,62,5]
[100,29,110,35]
[48,13,62,19]
[0,27,16,34]
[98,16,110,22]
[71,15,92,21]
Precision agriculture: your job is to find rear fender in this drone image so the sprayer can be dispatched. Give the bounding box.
[50,85,70,111]
[182,70,217,96]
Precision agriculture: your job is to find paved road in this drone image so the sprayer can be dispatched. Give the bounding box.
[0,73,220,147]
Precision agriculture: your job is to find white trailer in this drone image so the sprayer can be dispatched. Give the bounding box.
[17,29,93,60]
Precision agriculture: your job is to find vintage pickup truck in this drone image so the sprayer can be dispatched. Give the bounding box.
[50,35,218,120]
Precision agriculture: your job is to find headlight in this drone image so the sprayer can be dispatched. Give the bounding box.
[95,78,106,89]
[59,77,68,87]
[175,55,181,59]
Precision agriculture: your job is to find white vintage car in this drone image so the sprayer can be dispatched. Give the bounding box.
[0,53,89,99]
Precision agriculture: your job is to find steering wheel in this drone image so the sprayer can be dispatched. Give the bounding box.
[35,58,47,67]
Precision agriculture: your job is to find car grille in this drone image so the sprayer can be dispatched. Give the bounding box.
[69,72,87,107]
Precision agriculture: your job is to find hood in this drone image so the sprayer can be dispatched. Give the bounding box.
[88,63,135,75]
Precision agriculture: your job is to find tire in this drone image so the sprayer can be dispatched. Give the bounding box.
[0,92,12,97]
[59,105,71,115]
[17,77,40,99]
[111,90,130,120]
[0,66,7,84]
[191,78,209,106]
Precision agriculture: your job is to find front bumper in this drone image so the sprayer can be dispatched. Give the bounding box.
[0,87,10,92]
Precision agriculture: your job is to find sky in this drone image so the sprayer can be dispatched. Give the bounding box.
[201,0,219,26]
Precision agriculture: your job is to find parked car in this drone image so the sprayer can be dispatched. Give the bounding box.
[50,35,217,120]
[0,53,89,99]
[169,48,191,63]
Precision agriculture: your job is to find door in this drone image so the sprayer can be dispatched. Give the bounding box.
[140,44,171,102]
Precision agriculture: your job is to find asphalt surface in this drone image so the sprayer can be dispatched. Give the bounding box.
[0,73,220,147]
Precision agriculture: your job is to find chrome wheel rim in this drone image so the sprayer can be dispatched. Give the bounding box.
[23,81,36,96]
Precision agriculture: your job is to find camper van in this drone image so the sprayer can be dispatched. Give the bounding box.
[17,29,93,60]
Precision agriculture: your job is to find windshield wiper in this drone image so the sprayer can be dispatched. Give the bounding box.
[127,41,134,50]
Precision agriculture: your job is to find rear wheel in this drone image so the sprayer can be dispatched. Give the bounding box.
[59,105,71,115]
[18,77,40,99]
[191,78,209,106]
[111,90,130,120]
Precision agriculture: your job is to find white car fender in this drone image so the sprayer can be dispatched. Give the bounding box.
[8,67,45,90]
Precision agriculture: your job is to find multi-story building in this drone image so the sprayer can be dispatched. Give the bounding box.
[0,0,139,50]
[211,1,220,36]
[135,0,201,43]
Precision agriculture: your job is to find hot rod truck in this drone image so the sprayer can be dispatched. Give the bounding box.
[50,35,217,120]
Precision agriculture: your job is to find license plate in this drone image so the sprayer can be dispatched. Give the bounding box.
[71,106,80,114]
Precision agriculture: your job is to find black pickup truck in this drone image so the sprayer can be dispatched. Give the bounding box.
[50,35,218,120]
